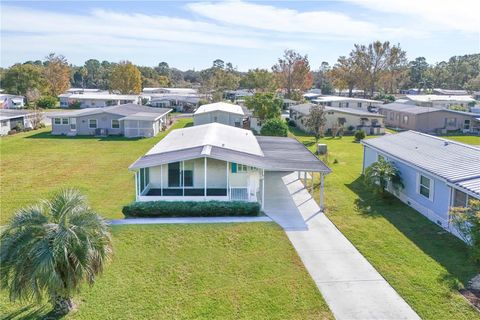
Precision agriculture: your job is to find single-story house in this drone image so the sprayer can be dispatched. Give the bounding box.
[0,94,25,109]
[404,94,476,109]
[193,102,245,127]
[432,88,468,96]
[48,104,171,137]
[66,88,102,94]
[473,91,480,101]
[224,90,254,101]
[334,89,365,97]
[362,131,480,237]
[282,98,298,110]
[58,92,141,108]
[143,87,197,95]
[290,103,385,135]
[129,123,331,209]
[0,109,44,135]
[379,103,480,134]
[311,96,382,111]
[148,94,200,112]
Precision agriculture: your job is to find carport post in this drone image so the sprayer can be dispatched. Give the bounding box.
[261,169,265,210]
[204,157,207,199]
[320,173,324,211]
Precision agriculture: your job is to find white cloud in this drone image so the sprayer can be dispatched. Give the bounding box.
[186,1,416,38]
[346,0,480,33]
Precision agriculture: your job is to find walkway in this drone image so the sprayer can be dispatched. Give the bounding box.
[264,171,420,320]
[109,216,272,225]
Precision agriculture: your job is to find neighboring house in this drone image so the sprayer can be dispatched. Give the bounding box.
[404,94,476,109]
[59,92,141,108]
[193,102,245,127]
[148,95,200,112]
[362,131,480,237]
[473,91,480,101]
[49,104,171,137]
[282,98,298,110]
[66,88,102,94]
[143,87,197,95]
[290,103,385,135]
[334,89,365,97]
[0,94,25,109]
[224,90,254,101]
[379,103,480,134]
[129,123,331,209]
[0,109,43,135]
[399,88,422,95]
[432,88,468,96]
[311,96,382,111]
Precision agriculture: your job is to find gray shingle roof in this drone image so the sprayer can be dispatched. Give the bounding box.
[362,131,480,197]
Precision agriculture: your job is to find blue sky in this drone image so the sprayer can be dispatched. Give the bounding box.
[1,1,479,71]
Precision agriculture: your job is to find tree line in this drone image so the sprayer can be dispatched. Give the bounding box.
[1,41,479,107]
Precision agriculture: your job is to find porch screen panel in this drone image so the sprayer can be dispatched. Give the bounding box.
[183,160,194,187]
[145,167,150,186]
[140,168,145,192]
[168,162,180,187]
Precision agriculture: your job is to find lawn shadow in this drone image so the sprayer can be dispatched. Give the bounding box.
[25,132,142,142]
[1,304,66,320]
[346,176,478,286]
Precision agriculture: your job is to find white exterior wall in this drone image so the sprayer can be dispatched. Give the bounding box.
[194,111,243,127]
[0,120,12,135]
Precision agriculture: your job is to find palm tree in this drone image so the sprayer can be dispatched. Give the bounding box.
[0,188,112,315]
[364,158,403,196]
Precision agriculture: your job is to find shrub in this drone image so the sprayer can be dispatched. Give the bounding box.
[354,130,366,141]
[288,120,297,127]
[7,129,16,135]
[36,96,58,109]
[450,199,480,264]
[68,101,81,109]
[122,201,261,218]
[347,125,355,132]
[260,118,288,137]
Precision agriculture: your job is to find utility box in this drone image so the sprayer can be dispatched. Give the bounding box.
[317,144,327,155]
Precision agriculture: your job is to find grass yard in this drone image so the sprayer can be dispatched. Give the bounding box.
[0,118,192,224]
[0,223,333,320]
[289,128,480,319]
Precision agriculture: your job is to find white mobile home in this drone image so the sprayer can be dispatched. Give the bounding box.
[193,102,245,127]
[129,123,331,208]
[59,93,141,108]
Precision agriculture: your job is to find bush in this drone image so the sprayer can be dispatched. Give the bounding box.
[354,130,366,141]
[68,101,81,109]
[36,96,57,109]
[122,201,261,218]
[450,200,480,264]
[347,125,355,132]
[260,118,288,137]
[288,120,297,127]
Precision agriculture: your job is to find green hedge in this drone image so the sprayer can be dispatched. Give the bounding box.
[122,201,261,218]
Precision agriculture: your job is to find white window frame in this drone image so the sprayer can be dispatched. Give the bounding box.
[54,118,61,125]
[417,173,434,201]
[88,119,97,129]
[111,119,120,129]
[61,118,69,125]
[237,164,248,172]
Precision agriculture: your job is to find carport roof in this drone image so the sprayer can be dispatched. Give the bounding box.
[130,123,331,173]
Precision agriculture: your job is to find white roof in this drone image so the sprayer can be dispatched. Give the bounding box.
[146,123,263,157]
[66,88,102,93]
[362,131,480,197]
[194,102,244,116]
[143,87,197,94]
[67,93,140,100]
[313,96,378,103]
[406,95,475,103]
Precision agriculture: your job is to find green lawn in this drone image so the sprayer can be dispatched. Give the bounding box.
[289,128,480,319]
[0,118,192,224]
[0,223,333,320]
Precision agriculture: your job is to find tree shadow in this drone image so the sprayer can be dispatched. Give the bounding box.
[346,176,478,285]
[25,132,142,142]
[1,304,66,320]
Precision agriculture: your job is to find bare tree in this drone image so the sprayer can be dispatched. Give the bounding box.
[305,105,327,143]
[28,106,44,129]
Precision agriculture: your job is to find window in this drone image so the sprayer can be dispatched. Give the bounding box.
[389,112,394,120]
[238,164,248,172]
[213,116,218,122]
[54,118,61,125]
[357,102,362,108]
[88,119,97,129]
[231,163,247,173]
[0,120,7,127]
[402,115,409,124]
[444,118,457,127]
[464,119,471,130]
[338,102,343,108]
[453,189,468,207]
[345,102,349,108]
[419,174,432,199]
[111,119,120,129]
[234,121,241,127]
[62,118,69,125]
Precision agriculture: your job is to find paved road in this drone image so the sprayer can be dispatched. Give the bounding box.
[264,171,420,320]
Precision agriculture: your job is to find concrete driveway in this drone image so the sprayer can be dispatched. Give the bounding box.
[263,171,420,320]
